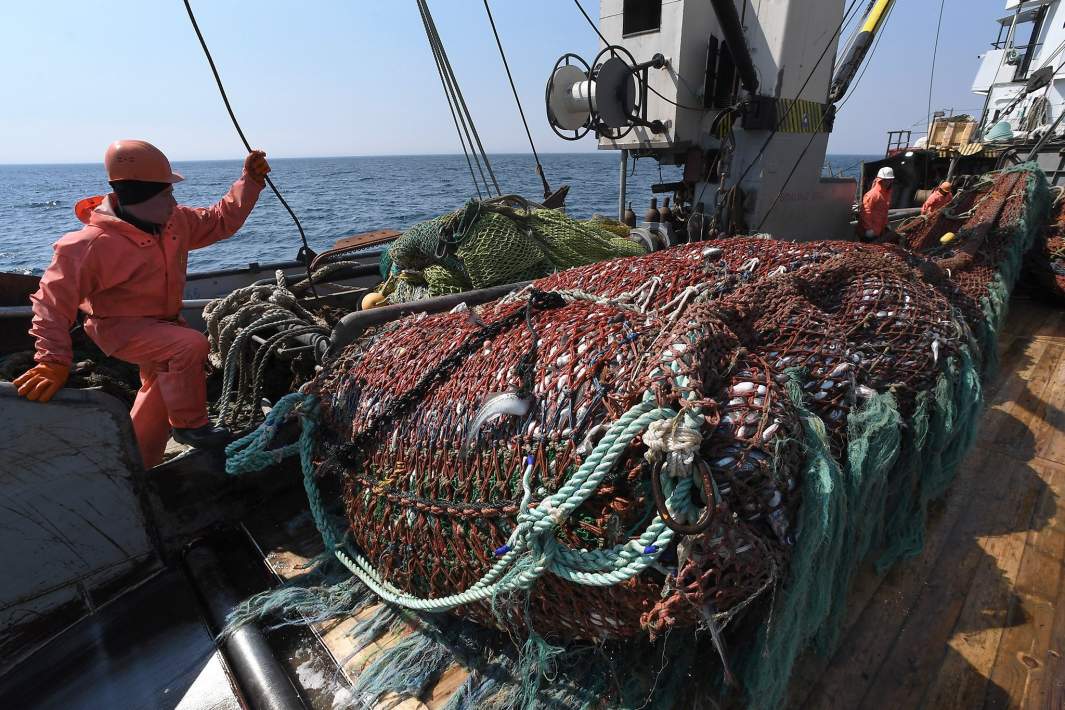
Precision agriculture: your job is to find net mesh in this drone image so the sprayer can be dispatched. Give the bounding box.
[380,199,645,301]
[288,167,1051,707]
[1022,190,1065,303]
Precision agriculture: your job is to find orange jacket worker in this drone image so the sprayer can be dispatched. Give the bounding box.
[16,140,270,467]
[921,181,953,215]
[858,166,894,242]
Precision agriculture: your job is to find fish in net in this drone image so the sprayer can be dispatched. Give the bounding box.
[227,166,1052,708]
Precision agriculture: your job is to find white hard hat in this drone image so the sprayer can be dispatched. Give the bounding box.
[877,167,895,180]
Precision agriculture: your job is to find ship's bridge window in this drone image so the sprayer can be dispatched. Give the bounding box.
[993,4,1050,82]
[623,0,661,36]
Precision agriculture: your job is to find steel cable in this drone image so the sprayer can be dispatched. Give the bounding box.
[482,0,552,199]
[417,0,501,196]
[182,0,319,297]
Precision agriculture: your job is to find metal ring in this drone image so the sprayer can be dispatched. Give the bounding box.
[650,460,717,535]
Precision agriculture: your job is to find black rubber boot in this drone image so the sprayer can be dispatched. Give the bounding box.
[173,423,232,450]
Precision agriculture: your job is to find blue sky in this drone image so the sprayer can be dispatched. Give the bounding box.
[0,0,1008,163]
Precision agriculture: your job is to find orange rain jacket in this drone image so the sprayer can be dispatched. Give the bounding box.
[921,187,953,216]
[29,174,264,366]
[858,177,892,239]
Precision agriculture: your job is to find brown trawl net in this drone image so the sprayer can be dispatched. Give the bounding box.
[297,170,1042,645]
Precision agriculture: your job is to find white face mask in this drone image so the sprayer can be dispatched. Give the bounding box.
[123,187,177,226]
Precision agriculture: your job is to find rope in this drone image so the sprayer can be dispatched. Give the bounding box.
[225,291,715,613]
[204,269,330,427]
[417,0,501,196]
[482,0,552,200]
[926,0,946,137]
[181,0,319,298]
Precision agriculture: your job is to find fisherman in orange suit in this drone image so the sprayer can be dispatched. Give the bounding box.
[858,166,895,243]
[921,181,954,216]
[16,139,270,468]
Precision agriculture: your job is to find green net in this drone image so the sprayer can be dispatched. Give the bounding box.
[381,198,646,301]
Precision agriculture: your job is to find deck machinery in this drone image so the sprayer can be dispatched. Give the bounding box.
[8,2,1036,709]
[546,0,879,240]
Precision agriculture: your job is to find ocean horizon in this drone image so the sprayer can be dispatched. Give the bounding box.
[0,152,876,276]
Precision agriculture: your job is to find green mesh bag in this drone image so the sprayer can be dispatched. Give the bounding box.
[456,211,552,287]
[424,265,471,296]
[531,209,646,269]
[382,198,646,304]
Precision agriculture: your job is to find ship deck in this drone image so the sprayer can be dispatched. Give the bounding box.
[794,292,1065,709]
[244,293,1065,709]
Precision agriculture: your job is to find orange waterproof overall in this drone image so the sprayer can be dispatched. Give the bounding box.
[858,177,892,240]
[29,175,264,467]
[921,187,953,215]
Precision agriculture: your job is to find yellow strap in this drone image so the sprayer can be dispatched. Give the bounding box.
[861,0,893,34]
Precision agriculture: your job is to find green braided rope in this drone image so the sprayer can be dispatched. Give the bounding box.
[225,314,711,612]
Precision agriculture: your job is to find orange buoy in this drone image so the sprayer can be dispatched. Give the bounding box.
[362,292,387,310]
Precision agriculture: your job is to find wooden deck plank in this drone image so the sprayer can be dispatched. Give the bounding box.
[250,513,470,709]
[986,458,1065,709]
[844,450,1043,709]
[1038,550,1065,710]
[855,322,1064,708]
[977,338,1053,450]
[1001,298,1065,341]
[990,342,1065,459]
[788,336,1035,706]
[802,298,1065,710]
[1030,352,1065,467]
[923,457,1063,710]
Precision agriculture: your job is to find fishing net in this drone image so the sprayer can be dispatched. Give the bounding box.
[1021,187,1065,304]
[227,166,1051,708]
[379,197,645,302]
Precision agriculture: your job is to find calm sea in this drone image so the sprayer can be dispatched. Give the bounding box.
[0,153,874,276]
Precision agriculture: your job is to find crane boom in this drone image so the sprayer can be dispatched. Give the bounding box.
[830,0,895,103]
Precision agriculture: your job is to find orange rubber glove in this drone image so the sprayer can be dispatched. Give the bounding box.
[244,150,271,185]
[13,362,70,403]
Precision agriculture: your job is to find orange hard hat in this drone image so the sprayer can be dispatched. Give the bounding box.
[938,181,952,192]
[104,140,184,183]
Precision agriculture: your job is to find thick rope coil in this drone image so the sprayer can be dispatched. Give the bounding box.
[204,269,330,427]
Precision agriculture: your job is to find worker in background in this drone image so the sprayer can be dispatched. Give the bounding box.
[858,166,895,243]
[921,181,954,216]
[15,140,270,468]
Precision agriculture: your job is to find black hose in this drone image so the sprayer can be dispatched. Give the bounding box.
[328,281,532,359]
[185,543,305,710]
[182,0,319,298]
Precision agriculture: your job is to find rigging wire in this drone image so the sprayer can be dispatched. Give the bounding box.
[731,0,865,191]
[417,0,493,197]
[691,0,864,224]
[482,0,552,199]
[417,1,486,198]
[182,0,319,296]
[757,0,895,231]
[417,0,501,196]
[573,0,706,112]
[836,0,894,112]
[926,0,947,135]
[685,0,869,230]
